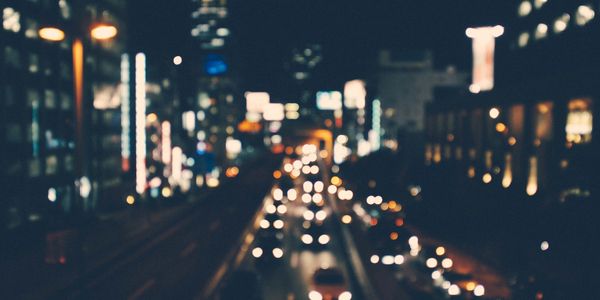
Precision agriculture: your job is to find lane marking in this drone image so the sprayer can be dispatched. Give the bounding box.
[128,278,155,300]
[290,251,299,268]
[180,241,198,258]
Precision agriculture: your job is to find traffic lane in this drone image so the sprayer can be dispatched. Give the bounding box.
[238,176,358,300]
[406,226,511,299]
[58,158,277,299]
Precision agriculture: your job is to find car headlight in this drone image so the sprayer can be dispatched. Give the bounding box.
[272,247,283,258]
[318,234,330,245]
[302,234,314,244]
[252,247,263,258]
[308,290,323,300]
[339,291,352,300]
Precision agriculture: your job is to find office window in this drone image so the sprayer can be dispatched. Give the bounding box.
[566,98,593,144]
[24,18,38,38]
[59,0,71,19]
[534,102,553,141]
[27,89,39,107]
[64,154,74,172]
[2,7,20,32]
[45,90,57,109]
[46,155,58,175]
[29,159,41,177]
[60,92,71,110]
[29,53,39,73]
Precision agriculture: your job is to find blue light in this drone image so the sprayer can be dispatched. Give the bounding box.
[204,54,227,75]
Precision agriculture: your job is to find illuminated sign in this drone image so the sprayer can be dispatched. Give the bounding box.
[343,80,366,109]
[245,92,270,113]
[135,53,147,194]
[120,54,130,171]
[316,91,342,110]
[466,26,504,92]
[263,103,285,121]
[204,54,227,75]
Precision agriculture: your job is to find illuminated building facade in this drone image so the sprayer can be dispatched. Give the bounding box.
[424,1,600,297]
[0,0,127,230]
[189,0,243,183]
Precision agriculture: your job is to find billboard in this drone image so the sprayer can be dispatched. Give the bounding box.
[466,26,504,92]
[317,91,342,110]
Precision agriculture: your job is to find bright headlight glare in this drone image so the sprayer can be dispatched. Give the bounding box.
[339,291,352,300]
[308,290,322,300]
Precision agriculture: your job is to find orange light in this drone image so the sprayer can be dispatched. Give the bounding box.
[38,27,65,41]
[273,170,282,179]
[285,146,294,155]
[390,232,399,240]
[226,166,239,178]
[496,123,507,133]
[370,218,378,226]
[90,24,118,40]
[330,176,342,186]
[395,218,404,227]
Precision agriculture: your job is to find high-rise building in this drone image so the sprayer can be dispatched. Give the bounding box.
[376,50,468,137]
[1,0,127,231]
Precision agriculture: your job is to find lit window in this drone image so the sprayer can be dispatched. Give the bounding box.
[575,5,595,26]
[29,53,39,73]
[518,1,532,17]
[534,0,547,9]
[553,14,570,34]
[24,18,38,39]
[3,7,20,32]
[518,32,530,48]
[59,0,71,19]
[535,102,553,141]
[535,23,548,40]
[566,98,593,144]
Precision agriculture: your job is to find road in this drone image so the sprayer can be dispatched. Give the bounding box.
[221,155,365,300]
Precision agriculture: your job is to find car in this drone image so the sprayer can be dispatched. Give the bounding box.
[301,222,330,249]
[219,270,262,300]
[308,267,353,300]
[251,231,285,265]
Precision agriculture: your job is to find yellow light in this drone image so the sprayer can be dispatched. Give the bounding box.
[466,281,477,292]
[126,195,135,205]
[146,113,158,123]
[388,201,397,210]
[330,176,342,186]
[161,187,172,197]
[38,27,65,41]
[436,246,446,256]
[341,215,352,224]
[482,173,492,184]
[508,136,517,146]
[90,24,118,40]
[496,123,507,133]
[381,203,389,211]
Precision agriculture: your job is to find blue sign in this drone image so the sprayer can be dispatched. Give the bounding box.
[204,54,227,75]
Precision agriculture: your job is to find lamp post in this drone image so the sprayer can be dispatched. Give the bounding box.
[39,22,118,204]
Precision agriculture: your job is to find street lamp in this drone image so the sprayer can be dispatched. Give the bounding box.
[38,22,118,199]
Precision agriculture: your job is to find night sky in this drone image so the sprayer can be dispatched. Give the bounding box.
[129,0,509,97]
